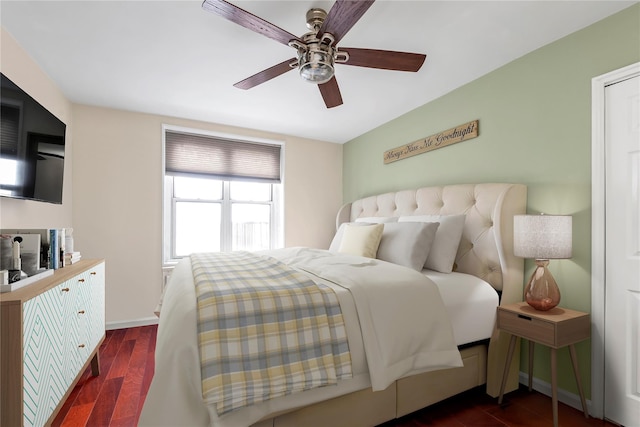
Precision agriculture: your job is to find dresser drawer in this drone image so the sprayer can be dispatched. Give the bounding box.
[75,262,105,360]
[23,279,76,427]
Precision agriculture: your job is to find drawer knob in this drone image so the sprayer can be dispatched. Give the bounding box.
[90,271,97,275]
[61,287,70,292]
[78,344,85,348]
[78,278,85,283]
[78,310,85,315]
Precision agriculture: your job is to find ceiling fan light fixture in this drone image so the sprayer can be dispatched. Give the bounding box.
[298,45,335,84]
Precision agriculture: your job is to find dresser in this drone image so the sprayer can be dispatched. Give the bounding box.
[0,259,105,427]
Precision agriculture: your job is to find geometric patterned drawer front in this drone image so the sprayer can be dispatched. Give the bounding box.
[23,282,74,427]
[75,263,106,366]
[67,274,88,380]
[22,261,106,427]
[88,262,105,352]
[87,262,105,352]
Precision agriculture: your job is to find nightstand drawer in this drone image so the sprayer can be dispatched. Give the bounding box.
[497,309,555,346]
[497,303,590,348]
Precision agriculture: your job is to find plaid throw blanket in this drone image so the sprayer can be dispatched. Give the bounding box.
[190,252,352,415]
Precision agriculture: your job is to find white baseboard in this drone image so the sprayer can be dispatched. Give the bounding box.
[518,372,594,416]
[106,316,159,330]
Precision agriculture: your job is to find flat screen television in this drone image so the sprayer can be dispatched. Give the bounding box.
[1,73,67,204]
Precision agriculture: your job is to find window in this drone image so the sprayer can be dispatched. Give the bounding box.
[163,127,283,264]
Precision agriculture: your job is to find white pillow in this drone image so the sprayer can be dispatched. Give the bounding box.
[398,214,465,273]
[376,222,440,271]
[338,223,384,258]
[329,222,369,252]
[329,217,396,252]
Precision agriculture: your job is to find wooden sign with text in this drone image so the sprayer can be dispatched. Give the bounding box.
[384,120,479,164]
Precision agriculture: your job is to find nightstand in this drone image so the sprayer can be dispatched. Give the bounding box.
[496,302,590,427]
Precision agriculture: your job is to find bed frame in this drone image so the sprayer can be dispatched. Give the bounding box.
[251,183,527,427]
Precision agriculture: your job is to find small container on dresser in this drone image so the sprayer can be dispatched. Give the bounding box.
[0,259,106,427]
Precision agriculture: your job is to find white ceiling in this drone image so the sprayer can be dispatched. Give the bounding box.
[1,1,635,144]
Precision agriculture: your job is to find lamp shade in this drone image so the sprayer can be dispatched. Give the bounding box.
[514,214,572,259]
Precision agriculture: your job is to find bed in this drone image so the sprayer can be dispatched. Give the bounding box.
[140,182,526,427]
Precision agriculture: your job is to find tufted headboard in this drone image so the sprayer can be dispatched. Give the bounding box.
[337,183,526,296]
[336,183,527,396]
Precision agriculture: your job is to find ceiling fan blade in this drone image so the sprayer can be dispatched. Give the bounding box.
[202,0,302,46]
[340,48,426,72]
[233,58,297,90]
[319,0,375,45]
[318,77,343,109]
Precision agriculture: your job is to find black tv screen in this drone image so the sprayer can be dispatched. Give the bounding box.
[1,73,67,204]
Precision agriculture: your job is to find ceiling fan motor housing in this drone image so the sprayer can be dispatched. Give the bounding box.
[305,8,327,32]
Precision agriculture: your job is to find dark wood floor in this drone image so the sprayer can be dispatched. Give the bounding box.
[53,325,157,427]
[54,325,615,426]
[379,386,615,427]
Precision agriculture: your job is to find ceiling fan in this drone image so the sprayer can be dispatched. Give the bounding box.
[201,0,426,108]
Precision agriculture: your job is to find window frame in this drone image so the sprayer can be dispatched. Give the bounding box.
[162,125,284,266]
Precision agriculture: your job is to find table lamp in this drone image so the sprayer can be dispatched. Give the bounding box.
[514,214,572,311]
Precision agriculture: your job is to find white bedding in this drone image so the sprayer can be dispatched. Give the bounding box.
[424,270,499,346]
[140,248,464,427]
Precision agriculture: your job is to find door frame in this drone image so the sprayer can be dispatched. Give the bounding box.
[591,61,640,420]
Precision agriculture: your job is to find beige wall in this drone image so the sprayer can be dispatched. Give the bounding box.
[0,28,74,229]
[71,105,343,325]
[1,27,343,325]
[284,137,343,249]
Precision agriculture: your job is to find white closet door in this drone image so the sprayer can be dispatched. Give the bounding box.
[604,74,640,427]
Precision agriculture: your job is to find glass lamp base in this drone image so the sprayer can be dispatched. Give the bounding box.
[524,260,561,311]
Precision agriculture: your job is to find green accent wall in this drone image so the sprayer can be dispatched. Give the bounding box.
[343,4,640,398]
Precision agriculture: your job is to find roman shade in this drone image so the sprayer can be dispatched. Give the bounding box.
[165,130,281,183]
